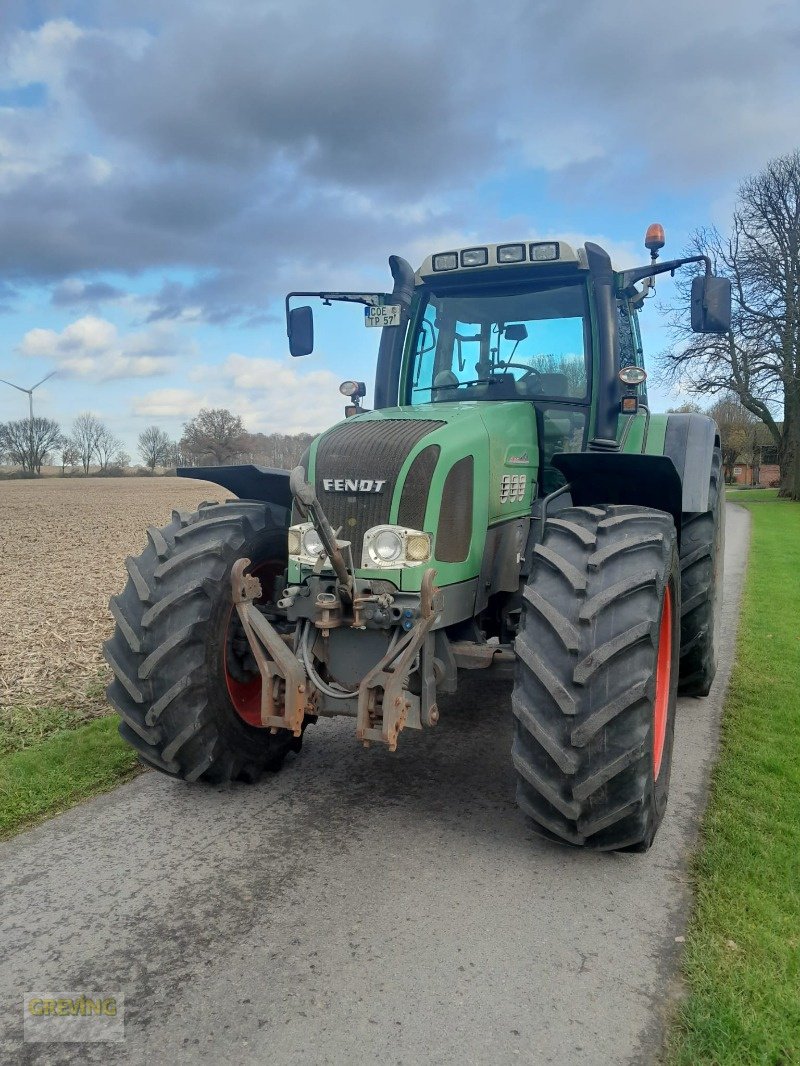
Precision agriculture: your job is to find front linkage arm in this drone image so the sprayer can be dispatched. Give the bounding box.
[231,559,443,751]
[356,568,442,752]
[230,558,316,737]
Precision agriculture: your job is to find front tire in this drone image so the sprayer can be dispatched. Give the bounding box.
[104,500,306,784]
[512,505,680,851]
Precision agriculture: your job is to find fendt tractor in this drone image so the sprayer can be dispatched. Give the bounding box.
[105,225,730,851]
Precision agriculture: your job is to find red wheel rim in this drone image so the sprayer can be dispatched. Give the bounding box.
[223,558,283,728]
[653,585,672,779]
[224,651,263,727]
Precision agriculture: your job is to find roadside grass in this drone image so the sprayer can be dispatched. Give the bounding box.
[0,715,139,840]
[0,672,139,840]
[1,702,92,757]
[669,497,800,1064]
[0,671,111,757]
[724,487,779,503]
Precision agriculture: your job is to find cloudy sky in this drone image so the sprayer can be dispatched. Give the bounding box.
[1,0,798,454]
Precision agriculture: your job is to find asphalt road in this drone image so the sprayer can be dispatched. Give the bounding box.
[1,504,750,1066]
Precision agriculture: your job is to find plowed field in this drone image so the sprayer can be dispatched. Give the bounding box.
[0,477,221,716]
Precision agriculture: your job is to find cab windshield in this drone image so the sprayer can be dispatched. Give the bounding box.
[407,282,589,404]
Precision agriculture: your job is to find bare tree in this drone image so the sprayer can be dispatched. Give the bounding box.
[114,448,131,471]
[95,425,123,472]
[661,149,800,499]
[180,408,247,466]
[239,431,315,469]
[165,439,189,468]
[138,425,172,471]
[666,401,703,414]
[523,354,586,398]
[707,394,758,482]
[70,412,104,474]
[58,436,80,475]
[0,417,62,474]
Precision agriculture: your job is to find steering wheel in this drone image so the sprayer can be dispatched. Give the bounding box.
[500,362,542,379]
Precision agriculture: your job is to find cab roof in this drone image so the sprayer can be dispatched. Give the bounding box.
[416,240,585,283]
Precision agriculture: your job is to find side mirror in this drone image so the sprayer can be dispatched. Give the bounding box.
[504,323,528,342]
[288,305,314,357]
[691,275,731,334]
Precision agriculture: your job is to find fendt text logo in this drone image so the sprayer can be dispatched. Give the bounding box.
[322,478,386,493]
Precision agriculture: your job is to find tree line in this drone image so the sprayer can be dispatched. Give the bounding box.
[669,395,780,485]
[0,407,314,477]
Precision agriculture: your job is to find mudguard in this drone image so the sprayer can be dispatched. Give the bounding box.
[178,464,292,515]
[552,452,684,529]
[662,413,719,514]
[551,412,719,531]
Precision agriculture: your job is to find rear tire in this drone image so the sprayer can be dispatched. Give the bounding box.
[512,505,680,851]
[678,446,724,696]
[103,500,306,784]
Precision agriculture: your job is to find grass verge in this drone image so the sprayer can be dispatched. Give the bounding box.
[1,702,93,757]
[725,487,779,503]
[669,496,800,1064]
[0,716,140,840]
[0,671,110,757]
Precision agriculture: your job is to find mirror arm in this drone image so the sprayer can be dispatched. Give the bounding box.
[285,290,391,322]
[285,290,394,349]
[617,254,712,293]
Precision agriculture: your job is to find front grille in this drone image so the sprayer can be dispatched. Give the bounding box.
[397,445,440,530]
[315,419,444,558]
[437,456,474,562]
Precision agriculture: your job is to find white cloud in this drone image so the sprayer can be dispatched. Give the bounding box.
[4,19,86,89]
[3,18,149,94]
[18,315,185,380]
[133,354,346,434]
[132,388,207,419]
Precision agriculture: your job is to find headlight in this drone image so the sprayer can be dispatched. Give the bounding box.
[302,527,324,557]
[497,243,525,263]
[372,530,403,562]
[529,241,559,261]
[432,252,458,271]
[618,365,647,386]
[362,526,431,569]
[460,247,488,267]
[289,522,329,565]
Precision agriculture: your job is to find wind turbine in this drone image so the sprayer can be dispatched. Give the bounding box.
[0,370,58,422]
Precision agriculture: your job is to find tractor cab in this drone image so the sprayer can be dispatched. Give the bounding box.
[404,242,592,496]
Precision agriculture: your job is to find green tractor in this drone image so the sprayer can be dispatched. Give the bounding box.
[105,226,729,851]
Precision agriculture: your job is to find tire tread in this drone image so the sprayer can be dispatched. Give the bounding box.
[512,504,679,851]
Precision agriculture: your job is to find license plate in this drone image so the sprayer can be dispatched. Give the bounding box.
[364,304,401,328]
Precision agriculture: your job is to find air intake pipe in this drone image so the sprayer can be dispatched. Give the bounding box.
[374,255,415,410]
[585,242,621,449]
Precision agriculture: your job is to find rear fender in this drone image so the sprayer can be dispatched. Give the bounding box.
[662,413,719,513]
[178,465,292,525]
[551,412,719,532]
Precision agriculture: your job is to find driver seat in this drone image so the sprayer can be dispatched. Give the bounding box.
[433,370,461,401]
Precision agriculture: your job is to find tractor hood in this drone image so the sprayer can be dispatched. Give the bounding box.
[303,401,539,591]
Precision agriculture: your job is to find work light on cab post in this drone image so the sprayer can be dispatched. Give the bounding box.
[339,379,367,417]
[619,365,647,415]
